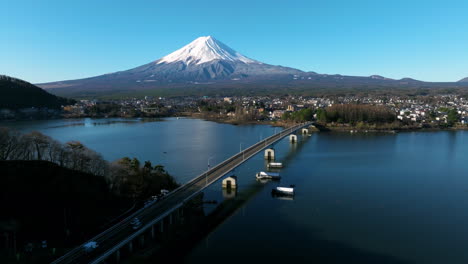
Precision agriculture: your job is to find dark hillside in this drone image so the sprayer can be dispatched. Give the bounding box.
[0,160,130,262]
[0,75,75,109]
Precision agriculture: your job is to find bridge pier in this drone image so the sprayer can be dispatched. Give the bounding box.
[289,134,298,143]
[115,249,121,263]
[128,241,133,253]
[139,235,145,247]
[179,207,184,217]
[222,176,237,189]
[175,207,182,224]
[169,213,173,225]
[264,148,275,160]
[301,128,308,134]
[160,220,164,233]
[151,225,155,239]
[177,207,184,224]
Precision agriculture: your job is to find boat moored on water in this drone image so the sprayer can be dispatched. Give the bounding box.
[256,171,281,180]
[272,186,295,196]
[267,162,283,168]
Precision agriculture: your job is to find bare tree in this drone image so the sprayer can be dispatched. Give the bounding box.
[23,131,53,160]
[0,127,20,160]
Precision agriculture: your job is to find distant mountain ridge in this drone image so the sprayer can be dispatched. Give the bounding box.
[37,36,468,97]
[0,75,74,109]
[458,77,468,83]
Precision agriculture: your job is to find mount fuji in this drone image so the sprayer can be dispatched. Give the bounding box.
[39,36,463,97]
[39,36,305,93]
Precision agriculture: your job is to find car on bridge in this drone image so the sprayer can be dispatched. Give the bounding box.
[83,241,99,252]
[130,217,141,230]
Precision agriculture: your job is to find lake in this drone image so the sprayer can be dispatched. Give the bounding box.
[3,118,468,264]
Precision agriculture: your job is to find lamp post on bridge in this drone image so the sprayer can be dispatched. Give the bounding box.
[206,156,214,186]
[240,142,245,160]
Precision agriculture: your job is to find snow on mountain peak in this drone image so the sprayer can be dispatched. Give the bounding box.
[157,36,259,65]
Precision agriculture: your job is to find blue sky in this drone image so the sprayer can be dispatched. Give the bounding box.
[1,0,467,83]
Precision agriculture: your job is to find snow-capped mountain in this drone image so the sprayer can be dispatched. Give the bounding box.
[39,36,303,91]
[157,36,259,65]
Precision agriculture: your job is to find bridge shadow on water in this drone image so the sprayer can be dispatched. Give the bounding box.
[126,133,412,264]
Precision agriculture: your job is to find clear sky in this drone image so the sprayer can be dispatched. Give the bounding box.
[1,0,467,83]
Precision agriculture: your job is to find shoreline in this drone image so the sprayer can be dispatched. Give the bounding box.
[179,113,468,134]
[322,124,468,133]
[2,113,468,134]
[178,112,291,127]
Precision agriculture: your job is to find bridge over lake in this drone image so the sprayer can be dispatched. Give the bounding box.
[52,121,314,264]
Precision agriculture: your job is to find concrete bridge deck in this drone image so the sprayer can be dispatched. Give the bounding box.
[52,121,313,264]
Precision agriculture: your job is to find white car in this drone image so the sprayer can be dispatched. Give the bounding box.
[83,241,98,252]
[130,217,141,230]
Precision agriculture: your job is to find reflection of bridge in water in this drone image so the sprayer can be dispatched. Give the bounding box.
[52,122,314,264]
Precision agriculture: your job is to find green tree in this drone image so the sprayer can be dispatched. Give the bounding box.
[316,108,327,122]
[447,109,460,126]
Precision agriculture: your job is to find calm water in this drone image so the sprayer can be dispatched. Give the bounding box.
[3,118,468,263]
[3,117,277,183]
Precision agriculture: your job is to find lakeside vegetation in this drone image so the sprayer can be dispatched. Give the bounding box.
[281,108,314,122]
[316,104,396,124]
[185,101,466,132]
[309,104,466,131]
[0,127,179,263]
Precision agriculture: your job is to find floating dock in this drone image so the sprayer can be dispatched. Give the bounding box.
[267,162,283,168]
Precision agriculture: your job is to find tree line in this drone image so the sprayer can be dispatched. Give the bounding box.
[316,104,396,124]
[281,108,314,122]
[0,127,178,200]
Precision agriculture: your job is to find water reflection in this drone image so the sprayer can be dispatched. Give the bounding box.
[222,188,237,199]
[271,194,294,201]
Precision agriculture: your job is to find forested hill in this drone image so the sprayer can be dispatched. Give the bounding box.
[0,160,126,262]
[0,75,75,109]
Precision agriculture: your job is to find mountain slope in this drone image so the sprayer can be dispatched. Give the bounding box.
[38,36,304,91]
[0,75,74,109]
[458,77,468,83]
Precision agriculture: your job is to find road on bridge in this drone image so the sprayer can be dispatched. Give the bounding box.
[52,122,312,264]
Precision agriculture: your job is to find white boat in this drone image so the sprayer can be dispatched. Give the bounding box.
[272,186,295,196]
[256,171,281,180]
[267,162,283,168]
